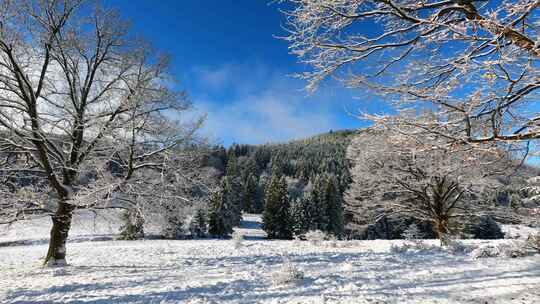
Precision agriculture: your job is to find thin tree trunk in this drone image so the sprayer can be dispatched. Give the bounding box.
[44,201,75,266]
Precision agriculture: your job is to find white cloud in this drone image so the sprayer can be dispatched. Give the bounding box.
[188,62,360,145]
[192,64,234,90]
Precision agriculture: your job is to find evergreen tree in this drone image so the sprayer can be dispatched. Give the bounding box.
[223,152,244,225]
[208,191,233,238]
[290,197,310,237]
[253,174,268,213]
[190,208,208,238]
[309,175,329,231]
[262,174,292,239]
[226,152,240,178]
[222,176,243,226]
[241,156,259,182]
[324,174,344,237]
[242,174,258,213]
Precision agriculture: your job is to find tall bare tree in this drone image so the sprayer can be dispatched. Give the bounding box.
[0,0,202,265]
[283,0,540,146]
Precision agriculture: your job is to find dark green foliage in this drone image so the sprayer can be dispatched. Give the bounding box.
[225,152,240,177]
[240,156,260,182]
[208,191,233,238]
[294,174,344,237]
[323,174,344,237]
[254,174,268,213]
[190,208,208,238]
[222,152,244,225]
[222,176,243,226]
[359,215,437,240]
[467,215,505,239]
[119,209,145,240]
[214,130,354,239]
[227,130,353,193]
[289,197,311,237]
[242,174,258,213]
[308,175,329,231]
[262,174,292,239]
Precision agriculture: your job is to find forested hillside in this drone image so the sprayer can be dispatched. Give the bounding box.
[201,129,540,241]
[203,130,355,239]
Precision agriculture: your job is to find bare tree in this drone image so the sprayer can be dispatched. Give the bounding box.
[0,0,203,265]
[345,127,512,244]
[283,0,540,146]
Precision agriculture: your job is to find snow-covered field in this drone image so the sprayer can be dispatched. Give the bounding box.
[1,213,539,304]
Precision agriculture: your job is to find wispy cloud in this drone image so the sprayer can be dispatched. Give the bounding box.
[187,62,367,145]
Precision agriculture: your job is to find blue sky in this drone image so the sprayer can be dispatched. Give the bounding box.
[108,0,386,146]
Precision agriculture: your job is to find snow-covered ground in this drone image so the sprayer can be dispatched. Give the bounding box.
[1,213,539,304]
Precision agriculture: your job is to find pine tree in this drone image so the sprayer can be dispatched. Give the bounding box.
[254,173,269,213]
[262,174,292,239]
[309,174,329,231]
[208,190,233,238]
[190,208,208,238]
[242,174,258,213]
[222,176,243,226]
[290,197,309,237]
[241,156,259,182]
[324,174,344,238]
[226,152,240,178]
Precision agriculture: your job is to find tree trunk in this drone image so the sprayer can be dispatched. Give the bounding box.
[434,218,450,246]
[44,201,75,266]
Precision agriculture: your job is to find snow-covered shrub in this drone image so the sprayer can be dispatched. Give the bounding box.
[525,233,540,252]
[304,230,330,245]
[232,231,243,249]
[443,239,472,255]
[327,239,338,248]
[390,241,442,254]
[471,242,532,259]
[470,245,500,259]
[499,242,529,258]
[119,210,145,240]
[390,243,413,254]
[271,257,305,286]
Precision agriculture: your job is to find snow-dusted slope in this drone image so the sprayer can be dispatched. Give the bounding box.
[1,215,539,304]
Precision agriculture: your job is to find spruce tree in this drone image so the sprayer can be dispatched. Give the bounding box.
[242,174,258,213]
[190,208,208,238]
[208,190,233,238]
[226,152,240,177]
[289,197,309,237]
[262,174,292,239]
[222,176,243,226]
[310,174,329,231]
[324,174,344,238]
[224,152,243,225]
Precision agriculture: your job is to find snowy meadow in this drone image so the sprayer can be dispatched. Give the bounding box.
[2,0,540,303]
[1,214,539,304]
